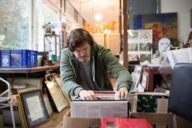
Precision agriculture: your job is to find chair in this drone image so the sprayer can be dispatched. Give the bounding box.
[0,77,16,128]
[168,63,192,127]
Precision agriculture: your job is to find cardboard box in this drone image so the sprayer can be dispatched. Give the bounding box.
[130,92,169,113]
[63,117,100,128]
[71,100,129,118]
[175,115,192,128]
[130,112,173,128]
[130,112,192,128]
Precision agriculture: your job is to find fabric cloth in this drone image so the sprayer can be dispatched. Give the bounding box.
[79,60,99,90]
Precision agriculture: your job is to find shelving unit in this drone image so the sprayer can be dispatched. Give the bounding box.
[44,33,61,60]
[0,65,60,85]
[0,65,60,127]
[0,65,60,74]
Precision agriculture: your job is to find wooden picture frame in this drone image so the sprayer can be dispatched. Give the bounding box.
[19,90,48,127]
[45,80,68,112]
[44,73,70,112]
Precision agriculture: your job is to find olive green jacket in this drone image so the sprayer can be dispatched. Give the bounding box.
[60,43,132,97]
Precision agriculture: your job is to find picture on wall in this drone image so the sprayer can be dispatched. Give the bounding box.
[128,29,153,62]
[134,12,178,53]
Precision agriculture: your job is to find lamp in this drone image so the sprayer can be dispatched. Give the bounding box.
[94,0,103,22]
[94,12,103,22]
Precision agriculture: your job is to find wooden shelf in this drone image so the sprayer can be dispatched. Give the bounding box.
[0,65,60,74]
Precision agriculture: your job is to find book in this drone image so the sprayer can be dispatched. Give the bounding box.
[101,117,152,128]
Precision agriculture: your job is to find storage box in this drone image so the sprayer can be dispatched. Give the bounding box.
[22,50,31,67]
[63,117,100,128]
[130,92,169,113]
[30,50,38,67]
[11,50,31,67]
[176,115,192,128]
[130,112,173,128]
[71,100,129,118]
[130,112,192,128]
[0,50,11,67]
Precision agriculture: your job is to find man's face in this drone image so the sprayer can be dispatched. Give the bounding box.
[73,42,91,62]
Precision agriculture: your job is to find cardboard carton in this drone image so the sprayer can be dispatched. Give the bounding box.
[175,115,192,128]
[130,112,192,128]
[130,112,173,128]
[130,92,169,113]
[63,117,100,128]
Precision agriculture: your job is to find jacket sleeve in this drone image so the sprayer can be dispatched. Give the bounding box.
[100,48,132,90]
[60,49,83,96]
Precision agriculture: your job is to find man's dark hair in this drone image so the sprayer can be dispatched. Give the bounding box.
[66,28,94,51]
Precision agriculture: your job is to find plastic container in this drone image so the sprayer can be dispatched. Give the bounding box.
[30,50,38,67]
[11,50,31,68]
[0,50,11,67]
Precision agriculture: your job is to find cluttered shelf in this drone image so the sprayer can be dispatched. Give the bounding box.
[0,64,60,74]
[143,65,172,92]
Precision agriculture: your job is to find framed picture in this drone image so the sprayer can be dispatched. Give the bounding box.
[44,73,70,112]
[134,13,178,52]
[45,80,68,112]
[19,90,48,127]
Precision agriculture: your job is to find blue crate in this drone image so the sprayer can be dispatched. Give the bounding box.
[30,50,38,67]
[11,50,23,67]
[11,50,31,68]
[22,50,31,67]
[0,50,11,67]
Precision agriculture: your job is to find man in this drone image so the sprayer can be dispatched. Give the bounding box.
[60,28,132,100]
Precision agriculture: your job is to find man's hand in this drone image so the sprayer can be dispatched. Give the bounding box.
[115,87,128,100]
[79,90,98,100]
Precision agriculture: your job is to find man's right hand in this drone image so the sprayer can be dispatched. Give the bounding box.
[79,90,98,100]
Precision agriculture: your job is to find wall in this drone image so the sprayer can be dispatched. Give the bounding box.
[161,0,192,44]
[128,0,158,29]
[92,33,120,55]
